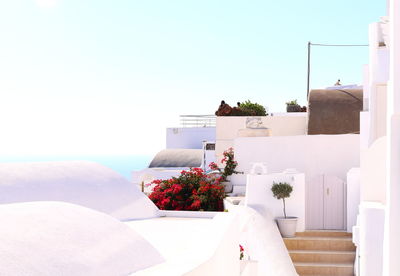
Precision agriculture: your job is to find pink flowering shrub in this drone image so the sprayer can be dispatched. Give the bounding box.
[148,168,225,211]
[209,147,242,181]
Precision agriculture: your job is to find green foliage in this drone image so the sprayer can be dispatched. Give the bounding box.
[239,100,267,116]
[148,168,225,211]
[271,182,293,218]
[285,99,298,106]
[209,148,243,182]
[271,182,293,199]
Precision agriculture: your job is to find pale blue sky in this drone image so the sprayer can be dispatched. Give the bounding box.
[0,0,385,155]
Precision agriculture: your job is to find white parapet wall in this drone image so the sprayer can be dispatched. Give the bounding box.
[131,211,241,276]
[215,115,307,163]
[166,127,216,149]
[358,202,385,276]
[232,134,360,186]
[240,206,298,276]
[245,172,306,232]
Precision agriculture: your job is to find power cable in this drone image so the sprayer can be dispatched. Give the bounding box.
[307,41,369,98]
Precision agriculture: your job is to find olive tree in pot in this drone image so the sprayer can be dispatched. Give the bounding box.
[271,182,298,237]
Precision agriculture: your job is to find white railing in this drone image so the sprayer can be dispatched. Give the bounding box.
[179,115,216,127]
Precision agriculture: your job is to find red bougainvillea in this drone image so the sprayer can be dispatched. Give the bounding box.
[148,168,225,211]
[208,147,242,181]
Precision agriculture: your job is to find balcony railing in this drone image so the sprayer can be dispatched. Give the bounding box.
[179,115,216,127]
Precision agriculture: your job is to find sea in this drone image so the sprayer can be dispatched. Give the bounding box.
[0,155,152,181]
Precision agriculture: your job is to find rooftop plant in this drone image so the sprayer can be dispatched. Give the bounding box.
[271,182,293,218]
[286,99,298,106]
[240,100,267,116]
[215,100,268,116]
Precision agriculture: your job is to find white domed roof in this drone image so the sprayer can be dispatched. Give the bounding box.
[0,201,164,276]
[0,161,159,220]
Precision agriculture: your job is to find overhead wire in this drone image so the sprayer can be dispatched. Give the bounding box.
[306,42,369,97]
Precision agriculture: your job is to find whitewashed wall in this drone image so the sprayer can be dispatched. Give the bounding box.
[358,202,385,276]
[233,135,360,230]
[360,137,387,203]
[232,135,360,185]
[375,85,388,139]
[166,127,215,149]
[368,22,389,85]
[367,21,389,146]
[245,173,306,232]
[360,111,371,150]
[347,168,361,232]
[215,115,307,163]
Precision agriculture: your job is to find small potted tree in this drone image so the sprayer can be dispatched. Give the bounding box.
[286,100,302,112]
[271,182,298,237]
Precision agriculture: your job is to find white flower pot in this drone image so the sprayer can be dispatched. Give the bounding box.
[222,181,233,193]
[276,217,298,237]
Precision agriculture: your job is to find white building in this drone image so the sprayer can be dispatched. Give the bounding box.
[1,1,399,275]
[353,1,400,275]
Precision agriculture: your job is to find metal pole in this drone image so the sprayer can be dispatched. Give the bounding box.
[307,41,311,99]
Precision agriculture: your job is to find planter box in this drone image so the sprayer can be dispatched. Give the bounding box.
[286,104,302,112]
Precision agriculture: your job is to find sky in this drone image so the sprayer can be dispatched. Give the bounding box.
[0,0,385,156]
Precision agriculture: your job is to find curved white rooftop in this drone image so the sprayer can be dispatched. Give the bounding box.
[0,161,159,220]
[149,149,202,168]
[0,201,164,276]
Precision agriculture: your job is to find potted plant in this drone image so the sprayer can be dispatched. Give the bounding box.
[209,148,243,193]
[215,100,268,116]
[271,182,298,237]
[286,100,301,112]
[239,100,267,116]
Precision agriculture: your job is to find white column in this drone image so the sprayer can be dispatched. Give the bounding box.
[383,0,400,275]
[368,22,380,145]
[359,202,385,276]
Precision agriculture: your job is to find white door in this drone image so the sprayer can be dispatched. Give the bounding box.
[307,175,324,229]
[323,175,345,230]
[306,174,345,230]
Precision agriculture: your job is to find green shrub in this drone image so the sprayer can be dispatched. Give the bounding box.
[271,182,293,218]
[286,99,298,106]
[239,100,267,116]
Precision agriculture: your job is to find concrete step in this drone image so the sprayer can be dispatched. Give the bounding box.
[294,262,354,276]
[296,231,352,238]
[285,232,356,276]
[284,236,356,251]
[289,250,355,263]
